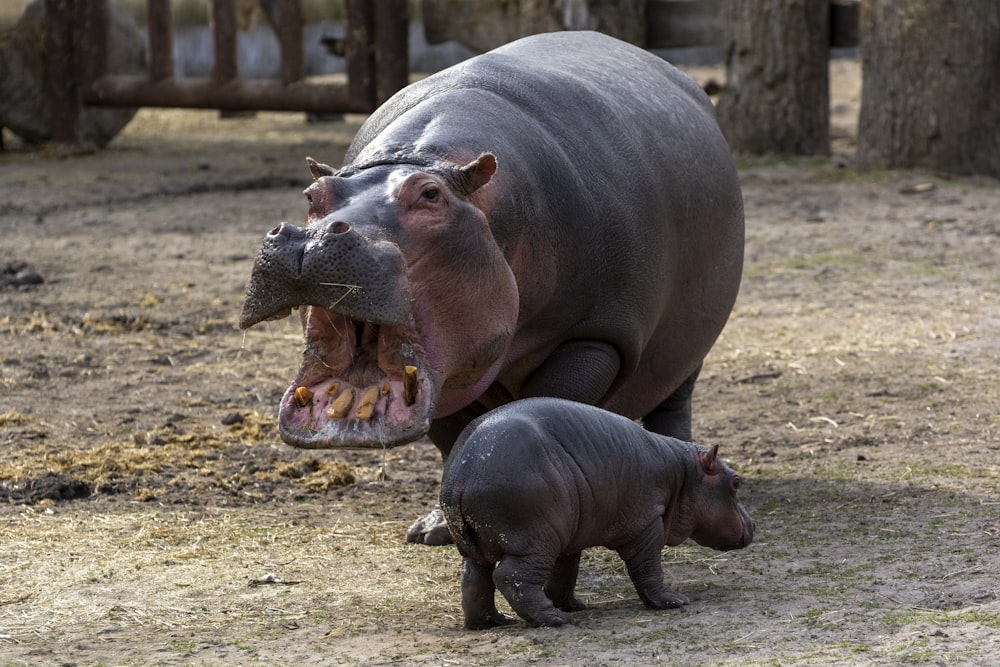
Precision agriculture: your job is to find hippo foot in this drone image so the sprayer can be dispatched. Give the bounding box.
[644,590,690,610]
[523,607,572,628]
[405,506,455,545]
[464,611,516,631]
[556,597,587,613]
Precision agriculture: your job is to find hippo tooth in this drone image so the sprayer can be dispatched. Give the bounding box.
[403,365,418,406]
[293,386,314,408]
[381,382,390,396]
[355,385,380,420]
[328,388,355,419]
[326,382,340,396]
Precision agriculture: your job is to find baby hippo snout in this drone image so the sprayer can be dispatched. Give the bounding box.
[687,452,756,553]
[734,508,755,550]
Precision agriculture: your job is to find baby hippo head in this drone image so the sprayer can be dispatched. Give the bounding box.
[683,445,755,551]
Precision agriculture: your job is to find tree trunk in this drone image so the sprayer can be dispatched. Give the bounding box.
[857,0,1000,176]
[716,0,830,156]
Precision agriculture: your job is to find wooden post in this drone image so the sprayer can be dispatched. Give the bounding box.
[147,0,175,82]
[211,0,238,83]
[277,0,305,85]
[45,0,80,144]
[345,0,376,110]
[373,0,408,105]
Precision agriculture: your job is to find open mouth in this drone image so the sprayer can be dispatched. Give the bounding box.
[276,306,436,449]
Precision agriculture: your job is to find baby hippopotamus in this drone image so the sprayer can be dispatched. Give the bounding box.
[439,398,754,629]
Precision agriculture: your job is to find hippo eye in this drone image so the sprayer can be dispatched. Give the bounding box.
[731,475,742,490]
[421,187,440,201]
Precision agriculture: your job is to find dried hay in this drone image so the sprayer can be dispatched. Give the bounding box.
[0,411,361,504]
[0,409,31,427]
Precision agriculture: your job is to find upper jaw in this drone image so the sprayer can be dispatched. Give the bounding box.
[274,306,438,449]
[238,220,412,331]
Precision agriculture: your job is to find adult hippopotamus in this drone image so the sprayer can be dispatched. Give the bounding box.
[239,31,744,544]
[440,398,754,629]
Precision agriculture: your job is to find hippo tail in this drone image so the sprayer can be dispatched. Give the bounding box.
[439,490,486,562]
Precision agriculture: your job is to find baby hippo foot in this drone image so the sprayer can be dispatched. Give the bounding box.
[526,607,572,628]
[545,554,586,613]
[495,558,572,627]
[554,596,587,613]
[461,559,517,630]
[465,609,516,630]
[405,506,454,545]
[643,588,690,610]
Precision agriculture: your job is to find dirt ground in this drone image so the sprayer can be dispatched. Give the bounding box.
[1,59,998,666]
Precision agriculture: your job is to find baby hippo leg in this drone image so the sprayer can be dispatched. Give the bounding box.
[544,553,587,612]
[494,554,571,627]
[461,558,515,630]
[618,526,690,609]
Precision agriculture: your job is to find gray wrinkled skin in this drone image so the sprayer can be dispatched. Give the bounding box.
[440,398,755,629]
[241,220,412,329]
[240,31,744,544]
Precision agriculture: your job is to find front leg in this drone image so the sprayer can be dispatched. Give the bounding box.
[544,553,587,612]
[521,340,620,405]
[617,524,689,610]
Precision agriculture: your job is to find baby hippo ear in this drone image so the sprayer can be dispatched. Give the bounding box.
[698,444,721,475]
[305,156,336,180]
[456,152,497,196]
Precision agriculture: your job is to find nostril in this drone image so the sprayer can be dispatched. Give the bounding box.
[330,221,351,234]
[268,222,289,237]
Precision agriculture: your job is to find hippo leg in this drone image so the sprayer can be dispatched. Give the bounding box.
[640,364,702,441]
[461,558,514,630]
[494,554,571,627]
[404,507,453,545]
[618,523,690,610]
[544,553,587,612]
[521,341,621,405]
[407,406,490,545]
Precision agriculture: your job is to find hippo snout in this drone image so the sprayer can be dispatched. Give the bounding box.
[239,219,412,330]
[268,221,307,241]
[741,513,755,548]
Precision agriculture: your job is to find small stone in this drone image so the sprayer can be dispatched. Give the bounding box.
[15,269,43,285]
[221,412,244,426]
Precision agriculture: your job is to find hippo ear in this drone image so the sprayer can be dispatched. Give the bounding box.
[305,156,336,180]
[699,444,721,475]
[455,152,497,196]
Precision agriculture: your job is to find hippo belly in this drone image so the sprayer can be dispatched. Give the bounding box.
[239,30,743,542]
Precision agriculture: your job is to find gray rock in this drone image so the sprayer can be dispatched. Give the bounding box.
[0,0,147,147]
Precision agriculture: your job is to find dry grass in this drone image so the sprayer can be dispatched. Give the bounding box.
[0,411,363,505]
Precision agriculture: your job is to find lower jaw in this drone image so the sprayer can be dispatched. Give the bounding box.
[275,376,435,450]
[276,419,432,449]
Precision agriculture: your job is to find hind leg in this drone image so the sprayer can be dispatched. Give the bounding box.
[461,557,514,630]
[406,406,489,546]
[642,363,701,440]
[494,554,570,627]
